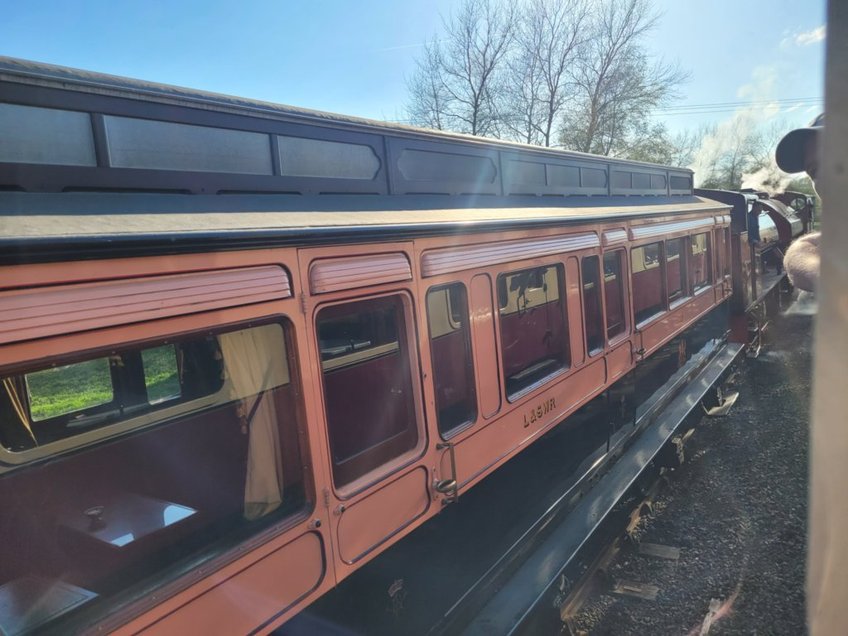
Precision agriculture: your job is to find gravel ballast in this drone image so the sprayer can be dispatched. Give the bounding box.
[573,301,812,635]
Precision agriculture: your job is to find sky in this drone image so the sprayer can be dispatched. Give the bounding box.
[0,0,827,138]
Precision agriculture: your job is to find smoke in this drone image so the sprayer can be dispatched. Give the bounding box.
[688,111,758,187]
[687,66,784,188]
[740,161,792,195]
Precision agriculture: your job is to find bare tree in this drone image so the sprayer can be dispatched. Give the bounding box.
[406,0,516,137]
[501,0,589,146]
[559,0,687,157]
[406,39,449,131]
[499,30,543,143]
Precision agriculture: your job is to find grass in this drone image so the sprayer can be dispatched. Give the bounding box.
[26,346,180,421]
[142,346,181,404]
[27,358,114,421]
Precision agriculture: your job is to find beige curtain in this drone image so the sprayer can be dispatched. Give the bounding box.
[218,326,286,521]
[3,377,37,445]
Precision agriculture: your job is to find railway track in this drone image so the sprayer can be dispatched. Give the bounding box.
[544,303,809,635]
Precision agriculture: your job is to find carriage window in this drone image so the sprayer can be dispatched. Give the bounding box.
[0,321,307,634]
[581,256,604,355]
[604,250,626,339]
[666,237,688,303]
[632,242,666,324]
[497,264,569,399]
[427,284,477,435]
[690,233,712,291]
[723,228,731,277]
[318,295,419,486]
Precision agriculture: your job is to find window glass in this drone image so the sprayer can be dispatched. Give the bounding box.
[632,242,665,324]
[427,284,477,435]
[497,264,569,398]
[0,322,306,633]
[581,256,604,355]
[690,233,712,291]
[26,358,114,422]
[603,250,626,339]
[666,237,688,303]
[318,295,419,486]
[14,341,223,447]
[142,345,181,405]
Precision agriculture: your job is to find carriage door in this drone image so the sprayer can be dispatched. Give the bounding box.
[299,246,436,576]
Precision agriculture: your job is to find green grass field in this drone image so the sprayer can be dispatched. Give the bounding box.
[26,346,180,421]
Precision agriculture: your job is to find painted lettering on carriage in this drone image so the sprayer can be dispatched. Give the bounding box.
[523,398,557,428]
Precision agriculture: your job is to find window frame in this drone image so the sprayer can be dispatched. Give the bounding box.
[602,248,629,343]
[665,236,690,308]
[495,262,570,402]
[631,241,668,327]
[690,232,713,294]
[580,255,605,357]
[425,282,478,439]
[314,290,426,495]
[0,315,314,634]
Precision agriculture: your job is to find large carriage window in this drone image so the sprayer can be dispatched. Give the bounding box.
[690,233,712,291]
[632,242,665,324]
[666,238,688,303]
[581,256,604,355]
[604,250,626,339]
[497,264,569,399]
[0,321,307,634]
[318,295,419,486]
[427,284,477,436]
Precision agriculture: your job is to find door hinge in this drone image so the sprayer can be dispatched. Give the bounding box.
[299,292,308,315]
[322,487,330,508]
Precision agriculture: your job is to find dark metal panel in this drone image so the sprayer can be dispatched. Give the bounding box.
[0,103,96,167]
[669,171,692,195]
[0,82,390,195]
[386,137,502,196]
[500,151,609,197]
[610,167,670,196]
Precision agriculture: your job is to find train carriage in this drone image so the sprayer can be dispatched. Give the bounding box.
[0,58,745,634]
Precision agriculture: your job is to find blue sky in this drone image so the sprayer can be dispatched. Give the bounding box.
[1,0,826,136]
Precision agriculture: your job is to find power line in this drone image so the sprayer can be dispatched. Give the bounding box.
[655,97,822,111]
[654,97,823,117]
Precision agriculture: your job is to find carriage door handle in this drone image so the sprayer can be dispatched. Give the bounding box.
[435,441,458,505]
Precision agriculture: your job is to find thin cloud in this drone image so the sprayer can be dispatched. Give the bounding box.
[781,25,826,48]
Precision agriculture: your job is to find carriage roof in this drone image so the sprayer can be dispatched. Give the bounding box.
[0,57,720,262]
